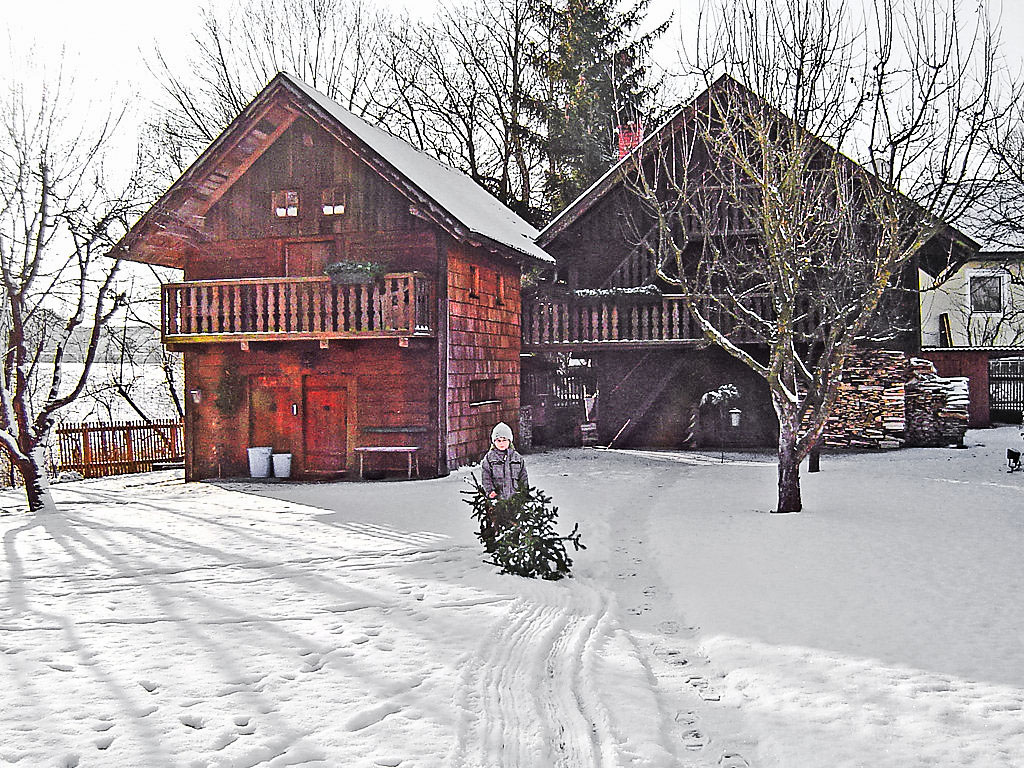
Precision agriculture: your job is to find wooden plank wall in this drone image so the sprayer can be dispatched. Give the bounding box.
[184,341,439,480]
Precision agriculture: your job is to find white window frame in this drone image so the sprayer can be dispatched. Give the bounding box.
[967,270,1005,316]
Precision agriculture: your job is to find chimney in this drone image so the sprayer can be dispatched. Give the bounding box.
[617,123,644,159]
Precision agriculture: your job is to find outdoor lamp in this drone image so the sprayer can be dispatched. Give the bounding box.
[190,389,202,404]
[729,408,742,428]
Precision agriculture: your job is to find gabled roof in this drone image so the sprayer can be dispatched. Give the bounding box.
[537,75,978,268]
[116,72,552,268]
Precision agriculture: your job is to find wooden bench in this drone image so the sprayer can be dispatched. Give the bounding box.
[354,446,420,479]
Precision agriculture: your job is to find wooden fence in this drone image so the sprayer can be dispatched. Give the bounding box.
[55,420,185,478]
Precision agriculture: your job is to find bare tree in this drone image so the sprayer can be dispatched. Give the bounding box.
[628,0,1006,512]
[379,0,547,221]
[0,63,143,512]
[147,0,392,179]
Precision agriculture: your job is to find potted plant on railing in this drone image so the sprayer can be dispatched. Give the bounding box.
[324,260,389,285]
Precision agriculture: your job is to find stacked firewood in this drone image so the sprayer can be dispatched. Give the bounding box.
[821,350,909,449]
[905,358,970,447]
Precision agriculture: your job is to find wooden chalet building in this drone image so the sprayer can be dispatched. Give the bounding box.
[523,76,977,449]
[116,72,552,480]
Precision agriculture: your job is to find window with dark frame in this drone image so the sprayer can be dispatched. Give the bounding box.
[272,189,299,218]
[469,378,498,405]
[496,273,505,305]
[970,275,1002,313]
[321,187,346,216]
[468,265,480,298]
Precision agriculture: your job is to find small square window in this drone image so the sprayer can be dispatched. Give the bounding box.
[321,187,346,216]
[469,378,498,404]
[272,189,299,218]
[970,275,1002,313]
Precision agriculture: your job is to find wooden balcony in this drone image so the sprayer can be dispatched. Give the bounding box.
[162,272,435,345]
[522,292,780,350]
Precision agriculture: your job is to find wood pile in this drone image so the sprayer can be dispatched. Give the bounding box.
[811,351,970,450]
[821,350,909,449]
[905,358,970,447]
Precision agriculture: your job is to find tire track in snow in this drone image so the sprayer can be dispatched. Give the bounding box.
[449,583,615,768]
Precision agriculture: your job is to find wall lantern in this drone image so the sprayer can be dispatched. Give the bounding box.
[728,408,742,428]
[190,389,202,404]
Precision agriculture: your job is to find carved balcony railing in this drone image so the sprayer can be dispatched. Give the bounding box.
[162,272,435,344]
[522,291,798,349]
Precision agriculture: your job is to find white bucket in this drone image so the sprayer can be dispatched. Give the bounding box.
[247,446,273,478]
[271,453,293,479]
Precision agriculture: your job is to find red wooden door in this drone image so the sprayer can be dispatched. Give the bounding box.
[249,377,294,452]
[303,378,348,473]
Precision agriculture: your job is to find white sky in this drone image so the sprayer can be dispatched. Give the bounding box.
[2,0,1022,163]
[3,0,1022,110]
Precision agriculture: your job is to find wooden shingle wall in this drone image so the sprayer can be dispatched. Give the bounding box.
[445,244,521,467]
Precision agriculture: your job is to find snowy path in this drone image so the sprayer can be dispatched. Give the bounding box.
[3,429,1024,767]
[0,473,675,767]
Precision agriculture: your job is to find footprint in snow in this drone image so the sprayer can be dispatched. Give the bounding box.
[301,655,325,672]
[179,713,205,730]
[344,701,403,732]
[139,679,159,693]
[675,713,709,751]
[94,734,115,751]
[656,648,689,666]
[374,758,403,767]
[719,752,751,768]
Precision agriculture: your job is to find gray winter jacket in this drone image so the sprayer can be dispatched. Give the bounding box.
[481,447,528,500]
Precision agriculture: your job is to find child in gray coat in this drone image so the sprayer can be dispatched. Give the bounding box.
[481,422,529,500]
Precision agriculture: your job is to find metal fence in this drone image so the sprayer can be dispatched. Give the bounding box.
[990,358,1024,416]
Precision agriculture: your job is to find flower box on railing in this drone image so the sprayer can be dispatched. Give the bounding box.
[324,261,389,285]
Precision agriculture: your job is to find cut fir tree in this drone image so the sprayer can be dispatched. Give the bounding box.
[463,475,585,581]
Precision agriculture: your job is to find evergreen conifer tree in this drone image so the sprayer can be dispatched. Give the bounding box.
[528,0,670,215]
[463,475,585,580]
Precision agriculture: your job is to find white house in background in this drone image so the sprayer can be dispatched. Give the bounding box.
[921,250,1024,349]
[920,249,1024,426]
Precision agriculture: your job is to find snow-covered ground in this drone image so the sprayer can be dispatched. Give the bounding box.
[2,426,1023,767]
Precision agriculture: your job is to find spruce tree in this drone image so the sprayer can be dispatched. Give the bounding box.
[528,0,670,216]
[463,475,585,580]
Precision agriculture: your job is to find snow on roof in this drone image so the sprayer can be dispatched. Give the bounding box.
[280,73,553,266]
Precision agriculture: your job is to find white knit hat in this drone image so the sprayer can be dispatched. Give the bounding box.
[491,422,514,444]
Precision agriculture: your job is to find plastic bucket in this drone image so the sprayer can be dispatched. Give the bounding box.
[271,453,293,479]
[247,446,273,478]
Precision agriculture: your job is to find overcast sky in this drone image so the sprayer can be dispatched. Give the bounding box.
[4,0,1022,136]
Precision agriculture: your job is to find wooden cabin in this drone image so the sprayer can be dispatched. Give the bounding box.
[524,76,977,449]
[116,72,552,480]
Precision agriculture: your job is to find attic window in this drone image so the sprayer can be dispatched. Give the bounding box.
[322,187,346,216]
[469,265,480,298]
[273,189,299,218]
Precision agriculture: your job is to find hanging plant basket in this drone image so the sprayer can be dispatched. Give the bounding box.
[324,261,388,285]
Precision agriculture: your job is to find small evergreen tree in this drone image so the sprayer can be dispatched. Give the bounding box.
[463,475,585,580]
[527,0,670,215]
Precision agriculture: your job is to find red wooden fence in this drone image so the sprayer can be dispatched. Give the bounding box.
[56,420,185,478]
